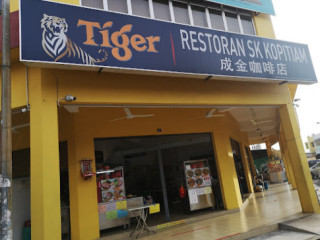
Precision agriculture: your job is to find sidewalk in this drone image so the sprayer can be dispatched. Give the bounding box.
[101,182,320,240]
[139,183,311,240]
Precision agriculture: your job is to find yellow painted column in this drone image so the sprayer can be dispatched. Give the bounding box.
[212,128,242,210]
[283,146,297,189]
[29,68,62,240]
[68,112,100,240]
[240,142,254,193]
[278,141,291,184]
[265,140,273,161]
[279,130,297,189]
[247,148,257,179]
[279,104,320,213]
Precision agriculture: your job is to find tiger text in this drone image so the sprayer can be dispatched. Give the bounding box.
[77,20,160,61]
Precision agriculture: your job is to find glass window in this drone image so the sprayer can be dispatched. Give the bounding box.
[153,0,171,21]
[173,1,190,24]
[82,0,104,9]
[209,9,224,30]
[108,0,128,13]
[225,12,240,33]
[132,0,150,17]
[241,15,255,35]
[192,5,207,27]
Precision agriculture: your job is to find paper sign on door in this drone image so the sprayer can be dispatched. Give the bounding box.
[98,204,106,213]
[116,201,127,210]
[106,210,117,220]
[204,187,212,194]
[188,189,198,205]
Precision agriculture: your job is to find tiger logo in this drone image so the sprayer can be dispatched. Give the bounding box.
[41,14,107,65]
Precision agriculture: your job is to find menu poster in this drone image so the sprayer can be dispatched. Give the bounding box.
[100,177,125,203]
[188,189,199,205]
[186,167,211,188]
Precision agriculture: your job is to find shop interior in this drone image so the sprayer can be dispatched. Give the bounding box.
[94,133,225,231]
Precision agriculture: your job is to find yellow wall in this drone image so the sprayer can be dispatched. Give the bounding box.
[11,64,294,239]
[29,68,62,240]
[50,69,291,106]
[253,14,298,101]
[58,106,249,239]
[279,104,320,213]
[9,4,312,240]
[0,61,28,110]
[11,0,19,12]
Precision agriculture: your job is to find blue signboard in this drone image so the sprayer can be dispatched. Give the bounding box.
[20,0,316,84]
[208,0,275,15]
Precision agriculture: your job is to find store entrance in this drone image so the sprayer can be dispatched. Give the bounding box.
[94,133,224,229]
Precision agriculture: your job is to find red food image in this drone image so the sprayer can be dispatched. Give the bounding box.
[102,191,113,202]
[196,178,203,186]
[114,189,125,200]
[195,169,202,176]
[186,170,194,177]
[188,178,196,188]
[202,168,210,176]
[117,178,124,188]
[101,180,112,190]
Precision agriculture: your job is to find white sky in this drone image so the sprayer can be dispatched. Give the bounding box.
[271,0,320,146]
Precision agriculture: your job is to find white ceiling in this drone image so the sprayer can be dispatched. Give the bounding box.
[64,105,279,144]
[225,106,279,143]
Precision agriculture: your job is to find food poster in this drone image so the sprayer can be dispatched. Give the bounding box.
[186,167,212,189]
[100,177,125,203]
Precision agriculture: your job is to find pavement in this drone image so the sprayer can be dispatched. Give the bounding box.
[100,180,320,240]
[248,178,320,240]
[102,181,320,240]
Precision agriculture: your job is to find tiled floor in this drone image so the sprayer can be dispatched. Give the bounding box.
[139,183,305,240]
[101,183,309,240]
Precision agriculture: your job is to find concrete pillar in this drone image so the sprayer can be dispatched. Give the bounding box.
[29,68,62,240]
[212,128,242,210]
[279,104,320,213]
[279,130,297,189]
[247,147,257,179]
[68,112,100,240]
[279,141,291,184]
[240,141,254,193]
[265,139,273,161]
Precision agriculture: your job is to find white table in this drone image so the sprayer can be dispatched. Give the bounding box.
[128,204,156,239]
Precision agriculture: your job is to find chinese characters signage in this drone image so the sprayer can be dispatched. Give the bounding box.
[20,0,316,84]
[208,0,275,15]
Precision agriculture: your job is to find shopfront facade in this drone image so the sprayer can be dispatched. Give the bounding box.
[6,0,320,239]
